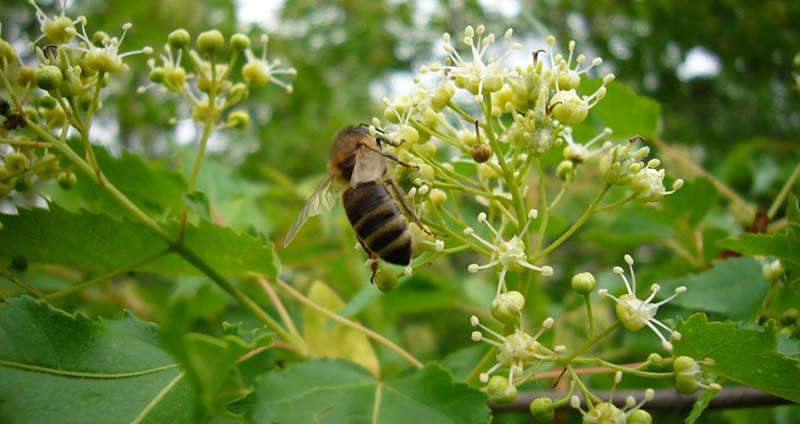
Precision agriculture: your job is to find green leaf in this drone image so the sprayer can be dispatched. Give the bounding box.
[572,79,661,141]
[659,257,770,320]
[653,177,718,227]
[49,144,187,219]
[0,296,191,423]
[717,226,800,267]
[160,297,272,420]
[183,191,211,221]
[674,314,800,403]
[786,194,800,225]
[685,389,717,424]
[302,281,380,376]
[0,204,278,278]
[246,359,490,424]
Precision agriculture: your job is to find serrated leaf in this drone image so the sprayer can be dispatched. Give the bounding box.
[302,281,380,376]
[685,389,717,424]
[717,226,800,267]
[674,314,800,403]
[0,296,192,423]
[0,204,278,278]
[246,359,491,424]
[160,297,272,420]
[659,257,770,320]
[183,191,211,221]
[48,145,187,219]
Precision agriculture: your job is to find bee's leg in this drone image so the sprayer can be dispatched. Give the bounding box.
[385,178,434,236]
[359,122,386,134]
[369,252,379,284]
[356,142,419,170]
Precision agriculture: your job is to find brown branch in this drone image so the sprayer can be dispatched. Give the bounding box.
[491,387,791,413]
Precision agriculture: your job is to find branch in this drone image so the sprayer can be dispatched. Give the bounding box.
[491,387,791,412]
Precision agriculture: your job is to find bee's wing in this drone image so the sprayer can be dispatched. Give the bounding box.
[351,148,386,186]
[283,174,338,247]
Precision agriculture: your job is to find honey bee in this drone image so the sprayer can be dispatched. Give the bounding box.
[283,125,430,281]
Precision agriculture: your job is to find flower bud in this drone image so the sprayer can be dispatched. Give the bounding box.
[431,81,456,110]
[415,141,436,158]
[35,65,64,91]
[5,152,29,173]
[762,259,784,282]
[529,397,555,423]
[397,125,420,145]
[429,188,447,206]
[491,291,525,324]
[228,82,249,104]
[674,356,701,394]
[0,40,18,68]
[43,16,76,44]
[230,33,251,51]
[477,163,500,179]
[549,89,588,125]
[91,31,110,46]
[17,66,36,87]
[243,61,272,86]
[646,352,663,366]
[226,110,250,129]
[410,163,435,184]
[57,171,77,189]
[487,376,517,404]
[32,153,60,179]
[627,409,652,424]
[471,143,492,163]
[197,30,224,55]
[374,268,399,293]
[164,66,186,88]
[571,272,596,295]
[556,160,575,182]
[557,70,580,91]
[168,29,191,50]
[38,94,57,109]
[14,174,33,192]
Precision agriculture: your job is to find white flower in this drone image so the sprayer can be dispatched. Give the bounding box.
[29,0,76,45]
[75,19,152,74]
[570,374,655,424]
[549,38,605,91]
[436,25,521,103]
[631,160,683,204]
[599,254,686,351]
[465,209,552,296]
[470,315,554,389]
[562,127,613,163]
[242,35,296,92]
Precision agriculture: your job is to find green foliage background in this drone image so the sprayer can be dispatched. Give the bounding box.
[1,0,799,423]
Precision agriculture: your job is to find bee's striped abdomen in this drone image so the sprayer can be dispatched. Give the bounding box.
[343,181,411,266]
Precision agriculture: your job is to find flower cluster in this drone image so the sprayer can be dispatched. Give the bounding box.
[570,373,655,424]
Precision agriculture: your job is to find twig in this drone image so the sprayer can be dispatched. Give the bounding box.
[767,161,800,219]
[273,277,424,369]
[491,387,790,412]
[255,275,301,342]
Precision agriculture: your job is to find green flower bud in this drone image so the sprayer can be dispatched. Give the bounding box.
[164,66,186,88]
[374,268,399,293]
[168,29,191,50]
[197,30,224,55]
[557,70,581,91]
[243,61,272,86]
[410,163,435,184]
[5,152,29,173]
[429,188,447,206]
[571,272,596,295]
[550,89,588,125]
[674,356,701,394]
[43,16,76,44]
[230,33,251,51]
[0,40,18,67]
[556,160,575,182]
[226,110,250,129]
[477,162,500,179]
[17,66,36,87]
[762,259,784,282]
[397,125,419,145]
[38,94,57,109]
[487,376,517,404]
[35,65,64,91]
[92,31,110,46]
[431,81,455,110]
[228,82,249,104]
[491,291,525,324]
[646,352,663,366]
[529,397,555,423]
[627,409,652,424]
[32,153,60,179]
[471,143,492,163]
[149,67,165,83]
[14,174,33,192]
[415,141,436,159]
[57,171,77,189]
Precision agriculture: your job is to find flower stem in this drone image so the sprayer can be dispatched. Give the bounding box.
[255,275,302,343]
[532,185,610,261]
[188,54,218,192]
[467,346,497,383]
[533,158,548,252]
[767,161,800,219]
[562,321,621,364]
[0,269,44,298]
[583,294,594,337]
[273,277,423,369]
